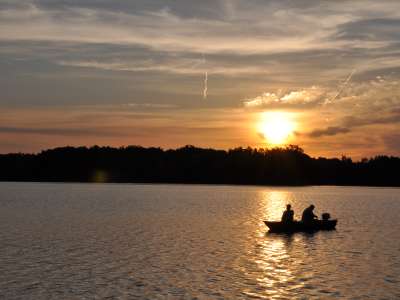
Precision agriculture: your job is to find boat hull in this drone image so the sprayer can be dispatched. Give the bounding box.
[264,220,337,233]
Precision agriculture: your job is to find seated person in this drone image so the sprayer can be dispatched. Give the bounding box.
[301,204,318,222]
[281,204,294,222]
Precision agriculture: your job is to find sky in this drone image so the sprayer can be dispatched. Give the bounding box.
[1,0,400,158]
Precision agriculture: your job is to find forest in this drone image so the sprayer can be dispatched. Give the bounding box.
[0,145,399,186]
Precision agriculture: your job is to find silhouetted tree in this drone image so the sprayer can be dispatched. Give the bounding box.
[0,145,399,186]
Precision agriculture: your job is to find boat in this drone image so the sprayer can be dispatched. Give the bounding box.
[264,219,337,233]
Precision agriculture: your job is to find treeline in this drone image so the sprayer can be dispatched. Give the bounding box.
[0,145,399,186]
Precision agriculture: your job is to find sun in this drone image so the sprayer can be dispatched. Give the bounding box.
[257,112,296,145]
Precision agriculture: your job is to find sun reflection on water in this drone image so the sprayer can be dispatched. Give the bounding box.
[262,190,293,221]
[240,190,306,299]
[255,237,297,293]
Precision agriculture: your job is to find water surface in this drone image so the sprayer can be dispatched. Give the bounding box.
[0,183,399,299]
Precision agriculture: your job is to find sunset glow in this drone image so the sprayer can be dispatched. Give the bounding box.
[258,112,296,146]
[2,2,400,300]
[1,1,400,159]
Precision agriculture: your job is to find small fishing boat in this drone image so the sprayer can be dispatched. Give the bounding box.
[264,219,337,233]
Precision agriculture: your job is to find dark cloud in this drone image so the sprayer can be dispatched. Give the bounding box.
[308,126,350,138]
[33,0,227,20]
[307,108,400,137]
[343,109,400,127]
[31,0,331,22]
[336,18,400,42]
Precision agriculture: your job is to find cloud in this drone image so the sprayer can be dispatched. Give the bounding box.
[0,126,111,136]
[0,3,331,55]
[281,89,324,103]
[122,103,178,109]
[243,92,280,107]
[243,86,326,108]
[3,1,400,102]
[343,110,400,127]
[383,133,400,151]
[335,18,400,42]
[2,1,392,56]
[300,76,400,138]
[308,126,350,138]
[2,0,400,158]
[56,59,271,76]
[305,107,400,137]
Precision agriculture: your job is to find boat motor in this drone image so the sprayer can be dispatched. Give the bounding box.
[322,213,331,220]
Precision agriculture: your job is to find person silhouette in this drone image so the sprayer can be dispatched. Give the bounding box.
[281,204,294,223]
[301,204,318,222]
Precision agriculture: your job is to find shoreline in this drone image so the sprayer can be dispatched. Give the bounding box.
[1,180,399,188]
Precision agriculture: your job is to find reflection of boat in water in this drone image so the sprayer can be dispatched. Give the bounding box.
[264,219,337,233]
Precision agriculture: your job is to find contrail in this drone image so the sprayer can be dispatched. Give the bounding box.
[202,53,208,99]
[329,68,356,103]
[203,71,208,99]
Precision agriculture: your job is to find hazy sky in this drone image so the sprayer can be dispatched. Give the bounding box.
[1,0,400,158]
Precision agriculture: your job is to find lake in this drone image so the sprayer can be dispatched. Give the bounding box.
[0,182,399,299]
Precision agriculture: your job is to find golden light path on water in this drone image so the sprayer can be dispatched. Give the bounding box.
[241,190,307,299]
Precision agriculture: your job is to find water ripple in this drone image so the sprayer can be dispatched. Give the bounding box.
[0,183,400,299]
